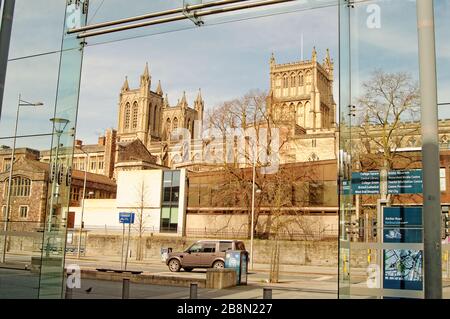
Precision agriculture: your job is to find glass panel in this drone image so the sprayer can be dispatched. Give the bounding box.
[161,207,170,219]
[8,0,66,59]
[0,135,52,299]
[338,0,352,299]
[83,0,340,47]
[170,207,178,224]
[337,0,449,299]
[39,0,89,299]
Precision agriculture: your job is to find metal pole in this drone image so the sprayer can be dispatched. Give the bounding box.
[120,223,125,270]
[417,0,442,299]
[0,0,15,121]
[124,221,131,270]
[122,278,130,299]
[250,147,256,271]
[190,283,198,299]
[263,287,272,299]
[68,0,246,34]
[1,93,19,264]
[77,152,88,259]
[77,0,295,38]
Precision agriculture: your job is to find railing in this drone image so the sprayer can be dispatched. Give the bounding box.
[185,228,338,241]
[75,225,338,240]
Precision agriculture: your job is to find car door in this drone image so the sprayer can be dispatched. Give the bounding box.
[182,242,203,267]
[199,242,218,267]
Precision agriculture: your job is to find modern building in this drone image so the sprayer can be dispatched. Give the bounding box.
[69,169,187,235]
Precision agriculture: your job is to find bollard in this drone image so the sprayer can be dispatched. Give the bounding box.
[122,278,130,299]
[65,287,73,299]
[65,272,73,299]
[190,283,198,299]
[263,288,272,299]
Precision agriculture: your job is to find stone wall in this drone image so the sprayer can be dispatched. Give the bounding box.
[78,233,339,266]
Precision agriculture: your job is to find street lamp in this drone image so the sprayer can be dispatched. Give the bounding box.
[1,94,43,264]
[75,145,89,259]
[247,136,262,271]
[46,117,69,256]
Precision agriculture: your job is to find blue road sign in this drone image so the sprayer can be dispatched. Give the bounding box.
[388,169,423,194]
[351,171,380,195]
[382,207,423,291]
[119,212,135,224]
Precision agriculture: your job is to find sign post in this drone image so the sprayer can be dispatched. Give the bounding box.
[382,206,424,296]
[119,212,135,271]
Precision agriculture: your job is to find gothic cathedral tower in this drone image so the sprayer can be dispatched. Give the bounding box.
[117,63,164,148]
[268,48,336,134]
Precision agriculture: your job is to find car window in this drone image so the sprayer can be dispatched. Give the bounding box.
[201,243,216,253]
[188,243,202,253]
[219,242,233,252]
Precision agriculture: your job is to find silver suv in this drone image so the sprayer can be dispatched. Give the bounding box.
[166,240,247,272]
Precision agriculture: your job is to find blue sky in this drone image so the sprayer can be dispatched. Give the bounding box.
[0,0,449,149]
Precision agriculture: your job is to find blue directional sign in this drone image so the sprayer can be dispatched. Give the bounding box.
[388,169,423,194]
[351,171,380,195]
[383,207,422,244]
[383,207,423,291]
[119,212,135,224]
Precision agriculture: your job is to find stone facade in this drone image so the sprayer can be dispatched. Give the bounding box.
[116,63,204,153]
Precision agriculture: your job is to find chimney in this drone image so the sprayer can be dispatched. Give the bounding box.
[75,140,83,147]
[98,136,106,146]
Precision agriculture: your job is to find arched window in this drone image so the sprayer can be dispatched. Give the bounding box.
[173,117,178,130]
[187,119,191,137]
[299,73,304,86]
[306,70,312,84]
[291,74,296,87]
[165,118,171,139]
[6,176,31,197]
[124,103,131,129]
[153,104,158,132]
[132,102,138,129]
[283,75,288,88]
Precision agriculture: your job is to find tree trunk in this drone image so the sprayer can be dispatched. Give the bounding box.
[269,236,280,283]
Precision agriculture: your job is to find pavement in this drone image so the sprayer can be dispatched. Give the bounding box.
[4,253,450,299]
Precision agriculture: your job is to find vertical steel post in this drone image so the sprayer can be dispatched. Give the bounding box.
[0,0,14,121]
[190,283,198,299]
[122,278,130,299]
[416,0,442,299]
[124,221,131,270]
[263,288,272,299]
[121,223,125,270]
[1,93,19,263]
[77,153,88,259]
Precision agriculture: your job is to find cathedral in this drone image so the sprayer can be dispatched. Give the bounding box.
[58,49,339,180]
[267,47,337,164]
[117,62,204,149]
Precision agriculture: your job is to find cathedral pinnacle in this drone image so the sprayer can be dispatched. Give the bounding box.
[164,93,169,108]
[140,62,151,89]
[180,91,187,108]
[270,52,276,66]
[143,62,150,79]
[312,47,317,61]
[196,88,202,102]
[121,76,129,91]
[156,80,163,95]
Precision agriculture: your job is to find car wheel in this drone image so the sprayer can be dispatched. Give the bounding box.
[184,267,193,272]
[213,260,225,269]
[168,259,181,272]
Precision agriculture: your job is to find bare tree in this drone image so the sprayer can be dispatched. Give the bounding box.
[354,70,421,201]
[205,89,290,239]
[131,179,150,261]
